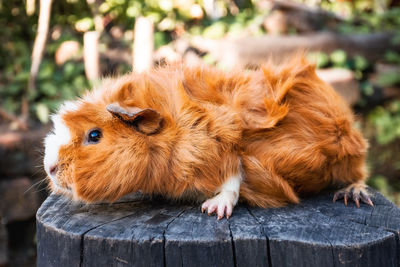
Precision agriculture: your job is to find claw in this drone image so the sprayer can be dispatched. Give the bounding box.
[344,193,348,206]
[208,204,217,216]
[217,204,226,220]
[201,191,236,220]
[353,193,360,208]
[360,191,374,206]
[333,191,344,202]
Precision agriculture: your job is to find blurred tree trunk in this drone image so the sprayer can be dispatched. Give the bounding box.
[23,0,52,127]
[133,17,154,73]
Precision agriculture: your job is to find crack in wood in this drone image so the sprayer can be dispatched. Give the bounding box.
[227,220,238,267]
[162,206,193,267]
[246,206,271,267]
[79,212,140,267]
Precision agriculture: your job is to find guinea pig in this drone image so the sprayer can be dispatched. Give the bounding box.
[43,55,372,220]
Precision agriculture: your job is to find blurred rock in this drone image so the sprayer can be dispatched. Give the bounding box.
[55,40,81,65]
[369,63,400,100]
[316,68,360,106]
[263,0,341,34]
[0,177,41,224]
[183,49,203,67]
[174,38,191,55]
[0,223,7,266]
[7,219,37,267]
[154,45,182,65]
[110,26,124,39]
[190,4,204,19]
[0,125,49,178]
[51,25,62,41]
[263,10,288,35]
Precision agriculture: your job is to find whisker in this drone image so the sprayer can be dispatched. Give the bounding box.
[29,187,50,194]
[24,178,48,195]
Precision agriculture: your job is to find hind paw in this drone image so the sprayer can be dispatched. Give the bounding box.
[333,183,373,208]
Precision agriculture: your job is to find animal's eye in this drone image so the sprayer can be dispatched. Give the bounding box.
[87,129,102,144]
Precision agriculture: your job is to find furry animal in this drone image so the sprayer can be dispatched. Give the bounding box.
[43,55,372,220]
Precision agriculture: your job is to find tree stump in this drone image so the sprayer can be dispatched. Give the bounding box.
[36,188,400,267]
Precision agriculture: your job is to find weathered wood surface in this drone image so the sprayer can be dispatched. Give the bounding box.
[37,189,400,267]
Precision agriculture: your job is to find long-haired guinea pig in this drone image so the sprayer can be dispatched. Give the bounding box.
[44,55,372,219]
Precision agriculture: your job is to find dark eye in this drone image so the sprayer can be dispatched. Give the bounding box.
[87,129,102,144]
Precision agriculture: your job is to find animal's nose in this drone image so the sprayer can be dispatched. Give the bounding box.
[49,164,58,176]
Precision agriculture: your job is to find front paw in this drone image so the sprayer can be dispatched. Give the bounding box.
[201,191,237,220]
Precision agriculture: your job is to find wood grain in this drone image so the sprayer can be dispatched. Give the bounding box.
[37,189,400,267]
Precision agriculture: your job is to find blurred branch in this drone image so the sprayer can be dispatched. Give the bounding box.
[0,108,28,131]
[25,0,53,126]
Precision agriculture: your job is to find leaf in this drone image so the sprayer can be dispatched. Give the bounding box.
[154,31,172,49]
[376,72,400,87]
[36,103,49,124]
[384,51,400,64]
[75,17,94,32]
[353,55,369,71]
[39,82,58,97]
[367,175,389,193]
[307,52,329,68]
[203,22,227,39]
[202,54,216,65]
[38,62,54,79]
[330,50,347,67]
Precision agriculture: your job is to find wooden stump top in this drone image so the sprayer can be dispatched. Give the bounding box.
[36,189,400,267]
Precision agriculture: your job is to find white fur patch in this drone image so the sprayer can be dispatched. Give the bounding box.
[43,114,72,186]
[218,172,242,205]
[58,100,81,114]
[43,100,81,184]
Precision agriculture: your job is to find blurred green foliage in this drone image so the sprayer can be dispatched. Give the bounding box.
[0,1,91,122]
[336,6,400,34]
[368,101,400,145]
[0,0,262,123]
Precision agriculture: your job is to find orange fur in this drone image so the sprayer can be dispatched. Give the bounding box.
[49,55,368,208]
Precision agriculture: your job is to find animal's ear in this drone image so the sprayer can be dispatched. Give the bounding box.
[106,103,163,135]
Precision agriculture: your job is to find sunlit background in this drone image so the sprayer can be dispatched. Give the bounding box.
[0,0,399,266]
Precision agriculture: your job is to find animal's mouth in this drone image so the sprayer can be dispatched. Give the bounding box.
[48,175,74,197]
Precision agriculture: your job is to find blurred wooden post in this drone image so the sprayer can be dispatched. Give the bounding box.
[133,17,154,73]
[86,0,103,32]
[26,0,36,16]
[83,31,100,82]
